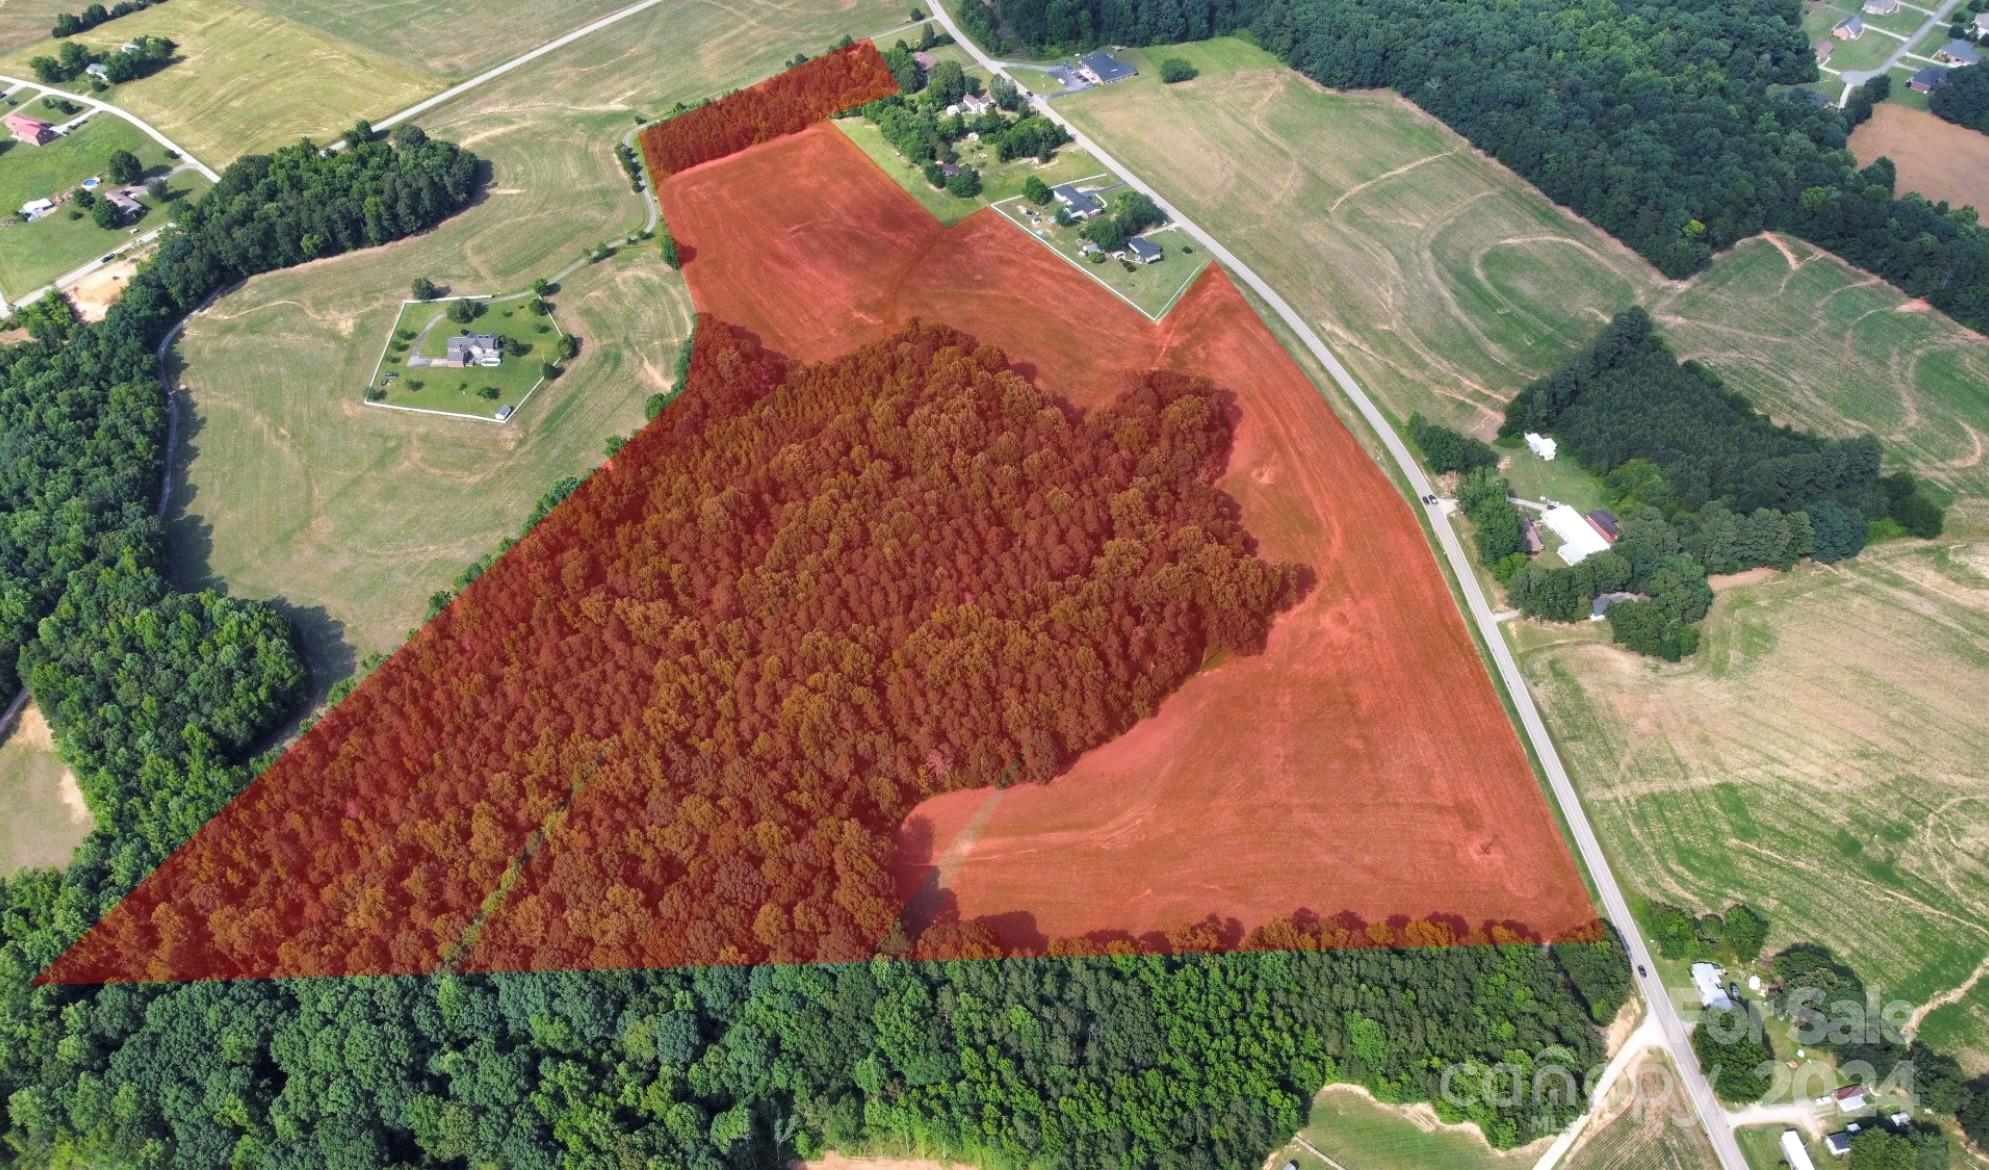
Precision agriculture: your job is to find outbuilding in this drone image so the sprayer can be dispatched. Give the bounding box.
[1782,1130,1820,1170]
[1524,431,1557,460]
[1586,508,1621,542]
[1541,504,1611,565]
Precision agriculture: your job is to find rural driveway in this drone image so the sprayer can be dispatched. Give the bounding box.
[925,4,1751,1168]
[0,76,218,181]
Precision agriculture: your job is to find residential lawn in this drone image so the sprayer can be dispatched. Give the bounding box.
[989,189,1209,317]
[372,297,562,419]
[1910,22,1966,59]
[832,116,1105,224]
[1498,446,1609,513]
[165,0,898,690]
[1266,1087,1547,1170]
[1804,5,1910,72]
[1886,65,1938,109]
[0,704,91,877]
[0,0,442,166]
[0,114,208,298]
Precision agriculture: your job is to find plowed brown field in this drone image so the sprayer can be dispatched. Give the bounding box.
[663,124,1596,948]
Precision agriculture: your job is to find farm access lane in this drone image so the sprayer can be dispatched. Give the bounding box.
[921,6,1749,1169]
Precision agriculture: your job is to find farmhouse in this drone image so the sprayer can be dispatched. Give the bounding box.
[958,91,995,115]
[1586,508,1622,542]
[1938,38,1982,65]
[1524,431,1557,460]
[1126,235,1163,264]
[1910,65,1951,92]
[1077,50,1136,84]
[1834,1084,1869,1113]
[443,332,503,367]
[1783,1131,1820,1170]
[1051,183,1105,218]
[1861,0,1899,12]
[1541,504,1611,565]
[102,189,143,222]
[1690,961,1734,1010]
[1832,15,1863,39]
[4,112,57,146]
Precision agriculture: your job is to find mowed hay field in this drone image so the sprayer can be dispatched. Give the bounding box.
[231,0,634,80]
[167,0,903,682]
[1273,1087,1547,1170]
[1055,37,1655,436]
[1849,103,1989,218]
[1653,234,1989,538]
[1518,543,1989,1064]
[1062,34,1989,1065]
[0,0,440,165]
[0,0,69,55]
[1562,1053,1720,1170]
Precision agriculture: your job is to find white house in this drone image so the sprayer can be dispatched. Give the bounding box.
[1690,961,1734,1010]
[1782,1130,1820,1170]
[1524,431,1557,460]
[1541,504,1610,565]
[1977,11,1989,37]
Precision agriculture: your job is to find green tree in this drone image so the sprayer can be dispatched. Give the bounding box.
[1159,57,1199,82]
[945,167,982,198]
[106,148,142,184]
[1690,1004,1775,1104]
[1022,175,1052,205]
[90,196,124,229]
[412,276,439,300]
[660,228,681,269]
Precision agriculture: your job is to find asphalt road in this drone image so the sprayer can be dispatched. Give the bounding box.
[1839,0,1967,85]
[923,8,1751,1168]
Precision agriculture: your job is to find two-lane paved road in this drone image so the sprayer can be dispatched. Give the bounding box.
[922,8,1751,1168]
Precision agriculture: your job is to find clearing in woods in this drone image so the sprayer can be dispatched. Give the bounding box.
[164,0,904,691]
[1848,103,1989,221]
[0,704,92,876]
[1059,34,1989,1062]
[1270,1085,1549,1170]
[0,0,440,166]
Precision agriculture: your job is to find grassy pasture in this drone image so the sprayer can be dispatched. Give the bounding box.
[0,704,92,877]
[166,0,899,686]
[230,0,635,80]
[1,0,441,166]
[0,0,69,56]
[1518,543,1989,1035]
[1562,1053,1720,1170]
[1055,37,1654,435]
[1270,1087,1546,1170]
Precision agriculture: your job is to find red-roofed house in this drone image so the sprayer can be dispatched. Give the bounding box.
[5,112,58,146]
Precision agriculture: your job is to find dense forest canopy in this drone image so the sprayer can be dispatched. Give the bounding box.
[958,0,1989,333]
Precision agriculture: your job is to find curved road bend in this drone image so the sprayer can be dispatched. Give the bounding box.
[924,7,1748,1168]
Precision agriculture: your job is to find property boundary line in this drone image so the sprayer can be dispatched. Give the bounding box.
[363,292,568,426]
[986,175,1205,322]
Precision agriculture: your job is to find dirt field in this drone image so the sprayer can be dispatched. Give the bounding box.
[1850,102,1989,213]
[66,256,143,323]
[664,122,1595,948]
[1562,1052,1720,1170]
[798,1155,975,1170]
[0,703,92,876]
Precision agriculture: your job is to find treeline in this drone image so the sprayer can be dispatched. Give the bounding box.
[962,0,1989,335]
[639,41,899,175]
[28,34,172,85]
[1489,310,1942,659]
[1932,62,1989,133]
[51,0,166,37]
[0,124,481,700]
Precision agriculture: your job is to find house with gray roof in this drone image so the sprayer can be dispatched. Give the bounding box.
[1126,235,1163,263]
[1937,38,1981,65]
[1077,50,1135,84]
[444,332,503,367]
[1051,183,1104,218]
[1910,65,1951,92]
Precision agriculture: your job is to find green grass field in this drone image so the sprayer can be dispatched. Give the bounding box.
[166,0,900,688]
[1269,1087,1547,1170]
[832,116,1106,224]
[1,0,442,166]
[371,296,562,418]
[987,189,1208,317]
[0,111,206,297]
[1055,37,1653,434]
[1498,447,1609,514]
[230,0,635,80]
[1519,543,1989,1050]
[0,704,92,877]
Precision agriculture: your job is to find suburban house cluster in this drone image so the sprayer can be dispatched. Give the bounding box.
[1821,1,1988,92]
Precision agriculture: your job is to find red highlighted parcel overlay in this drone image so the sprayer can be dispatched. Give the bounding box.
[43,57,1599,986]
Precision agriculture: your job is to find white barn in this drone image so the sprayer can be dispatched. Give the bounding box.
[1541,504,1610,565]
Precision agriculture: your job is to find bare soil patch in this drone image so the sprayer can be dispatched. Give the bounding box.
[1849,104,1989,214]
[66,256,143,323]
